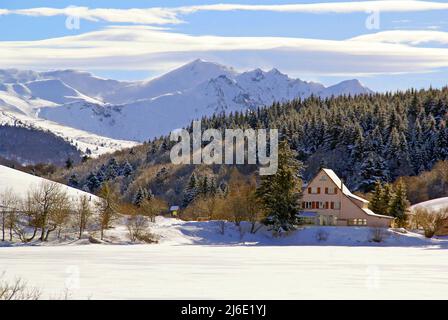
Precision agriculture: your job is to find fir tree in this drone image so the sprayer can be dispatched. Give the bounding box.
[121,161,133,177]
[68,174,79,188]
[368,180,384,214]
[86,172,101,192]
[381,183,394,216]
[389,180,410,227]
[256,140,304,234]
[183,173,199,207]
[65,157,74,169]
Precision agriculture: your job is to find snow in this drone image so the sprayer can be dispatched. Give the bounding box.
[0,164,99,203]
[1,244,447,299]
[411,197,448,212]
[0,216,447,299]
[0,110,138,157]
[0,61,373,143]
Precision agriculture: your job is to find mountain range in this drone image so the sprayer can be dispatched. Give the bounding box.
[0,59,372,150]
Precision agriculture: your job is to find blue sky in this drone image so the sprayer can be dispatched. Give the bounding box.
[1,0,448,91]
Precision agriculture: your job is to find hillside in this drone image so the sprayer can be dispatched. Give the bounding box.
[411,197,448,212]
[0,111,138,160]
[0,164,98,202]
[48,86,448,206]
[0,125,81,166]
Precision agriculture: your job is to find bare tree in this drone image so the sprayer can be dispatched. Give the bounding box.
[0,273,41,300]
[0,189,18,242]
[29,182,70,241]
[139,197,167,222]
[95,182,119,240]
[227,174,264,234]
[414,207,448,238]
[76,195,92,239]
[126,214,149,242]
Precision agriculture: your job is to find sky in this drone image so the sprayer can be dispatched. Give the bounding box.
[1,0,448,92]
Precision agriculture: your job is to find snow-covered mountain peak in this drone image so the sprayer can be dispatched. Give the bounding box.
[1,60,374,143]
[323,79,372,97]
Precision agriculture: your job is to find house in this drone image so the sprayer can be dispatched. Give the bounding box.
[299,168,394,227]
[169,205,180,217]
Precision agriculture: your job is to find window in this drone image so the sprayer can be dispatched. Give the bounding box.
[349,218,367,226]
[334,202,341,209]
[308,187,320,194]
[326,187,337,194]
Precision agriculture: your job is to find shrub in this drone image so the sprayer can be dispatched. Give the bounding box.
[413,207,448,238]
[0,274,41,300]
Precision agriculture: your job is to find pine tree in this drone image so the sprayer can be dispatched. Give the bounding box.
[183,173,199,207]
[368,181,384,214]
[68,174,79,188]
[133,187,150,207]
[121,161,133,177]
[65,157,74,169]
[358,152,389,192]
[389,180,410,227]
[86,172,101,192]
[256,140,304,234]
[381,183,394,216]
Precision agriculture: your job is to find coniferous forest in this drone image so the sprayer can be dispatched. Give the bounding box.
[49,87,448,206]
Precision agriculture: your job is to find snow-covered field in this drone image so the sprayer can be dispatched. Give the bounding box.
[1,244,448,300]
[1,217,448,300]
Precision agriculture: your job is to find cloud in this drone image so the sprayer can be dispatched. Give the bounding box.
[13,6,182,25]
[350,30,448,45]
[1,26,448,77]
[3,1,448,25]
[176,1,448,14]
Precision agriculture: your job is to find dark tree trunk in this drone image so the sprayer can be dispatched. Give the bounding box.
[44,225,57,241]
[26,227,38,242]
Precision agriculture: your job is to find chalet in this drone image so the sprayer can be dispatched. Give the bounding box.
[300,168,394,227]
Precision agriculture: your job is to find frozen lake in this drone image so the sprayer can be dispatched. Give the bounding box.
[1,244,447,299]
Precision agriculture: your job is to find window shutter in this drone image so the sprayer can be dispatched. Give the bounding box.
[325,187,328,194]
[312,202,316,209]
[330,202,334,209]
[334,189,337,194]
[317,187,321,194]
[308,187,312,194]
[325,201,329,209]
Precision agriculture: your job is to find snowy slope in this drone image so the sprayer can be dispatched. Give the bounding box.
[25,79,103,105]
[37,60,373,141]
[0,60,373,143]
[411,197,448,212]
[0,164,99,203]
[0,111,138,157]
[101,59,237,104]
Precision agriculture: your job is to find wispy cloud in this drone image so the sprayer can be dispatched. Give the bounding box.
[176,1,448,14]
[3,1,448,25]
[1,26,448,77]
[350,30,448,45]
[12,6,182,25]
